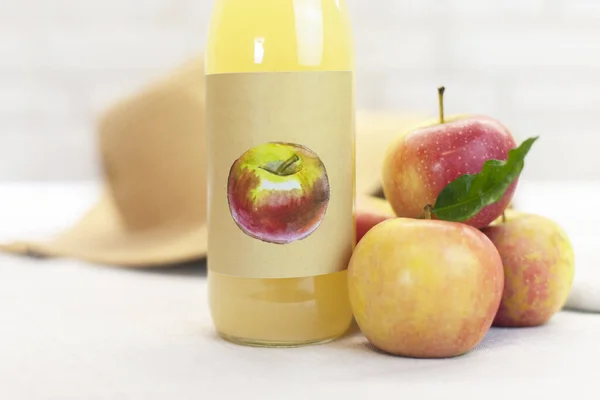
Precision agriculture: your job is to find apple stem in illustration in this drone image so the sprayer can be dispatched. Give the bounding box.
[438,86,445,124]
[424,204,433,220]
[502,211,507,223]
[275,154,300,176]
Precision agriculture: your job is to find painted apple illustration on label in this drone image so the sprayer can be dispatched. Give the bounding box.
[227,142,330,245]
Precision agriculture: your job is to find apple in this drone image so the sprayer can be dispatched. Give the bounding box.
[481,212,575,327]
[382,87,517,228]
[227,142,330,245]
[355,195,395,244]
[348,217,504,358]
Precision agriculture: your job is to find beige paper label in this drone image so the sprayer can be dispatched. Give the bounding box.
[206,71,355,279]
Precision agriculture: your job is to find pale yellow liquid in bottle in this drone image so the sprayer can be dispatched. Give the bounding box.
[206,0,355,347]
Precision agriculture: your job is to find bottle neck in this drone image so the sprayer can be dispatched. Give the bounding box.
[206,0,354,74]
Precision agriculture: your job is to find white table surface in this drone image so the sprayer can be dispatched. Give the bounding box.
[1,181,599,400]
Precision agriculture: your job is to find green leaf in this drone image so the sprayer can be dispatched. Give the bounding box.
[431,136,539,222]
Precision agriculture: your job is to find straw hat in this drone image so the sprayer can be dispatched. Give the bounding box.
[0,55,425,267]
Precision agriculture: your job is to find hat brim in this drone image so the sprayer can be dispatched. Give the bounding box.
[0,191,208,267]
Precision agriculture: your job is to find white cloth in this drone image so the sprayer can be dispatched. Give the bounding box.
[0,181,599,399]
[1,253,599,399]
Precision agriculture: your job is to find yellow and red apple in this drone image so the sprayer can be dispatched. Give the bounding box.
[348,217,504,358]
[481,212,575,327]
[227,142,330,245]
[382,89,518,228]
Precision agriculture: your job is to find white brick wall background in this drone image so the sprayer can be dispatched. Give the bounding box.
[1,0,599,181]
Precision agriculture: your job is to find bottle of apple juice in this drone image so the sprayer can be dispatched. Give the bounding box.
[205,0,356,347]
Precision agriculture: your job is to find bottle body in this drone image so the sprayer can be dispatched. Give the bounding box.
[206,0,355,347]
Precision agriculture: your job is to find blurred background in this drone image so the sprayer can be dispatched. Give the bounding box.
[1,0,599,182]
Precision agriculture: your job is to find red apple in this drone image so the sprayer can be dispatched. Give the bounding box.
[355,195,396,244]
[382,88,517,228]
[348,217,504,358]
[227,142,330,244]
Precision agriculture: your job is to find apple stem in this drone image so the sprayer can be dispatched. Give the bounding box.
[438,86,445,124]
[276,154,300,175]
[502,211,506,223]
[424,204,433,220]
